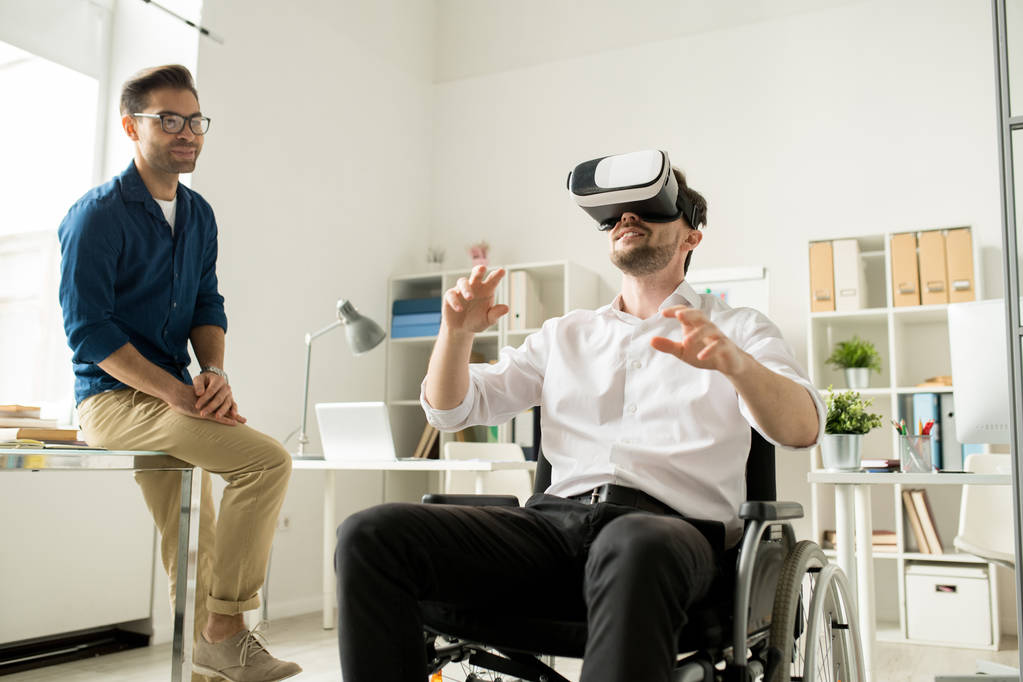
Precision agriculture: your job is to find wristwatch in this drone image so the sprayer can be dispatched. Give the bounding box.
[200,366,229,384]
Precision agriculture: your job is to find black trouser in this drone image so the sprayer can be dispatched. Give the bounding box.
[335,494,722,682]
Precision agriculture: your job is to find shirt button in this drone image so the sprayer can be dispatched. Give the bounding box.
[627,404,637,415]
[631,360,642,369]
[172,302,177,309]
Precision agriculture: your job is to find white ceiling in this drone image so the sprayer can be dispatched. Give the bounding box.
[435,0,866,82]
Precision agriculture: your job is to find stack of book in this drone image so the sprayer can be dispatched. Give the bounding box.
[821,529,898,552]
[0,405,82,445]
[902,488,944,554]
[861,458,900,472]
[391,297,442,338]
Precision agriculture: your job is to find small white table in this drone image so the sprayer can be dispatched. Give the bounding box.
[1,447,199,682]
[808,470,1012,682]
[291,456,538,629]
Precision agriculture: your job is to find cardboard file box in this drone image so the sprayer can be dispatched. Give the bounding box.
[808,241,835,312]
[917,230,949,305]
[890,233,921,307]
[905,562,992,646]
[945,228,976,303]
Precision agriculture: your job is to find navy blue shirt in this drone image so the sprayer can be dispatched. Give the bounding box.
[58,161,228,405]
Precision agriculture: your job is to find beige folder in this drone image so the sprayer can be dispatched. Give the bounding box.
[917,230,949,305]
[809,241,835,312]
[833,239,866,311]
[890,233,920,307]
[945,228,976,303]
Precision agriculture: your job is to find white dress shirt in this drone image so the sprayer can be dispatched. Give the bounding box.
[422,280,824,546]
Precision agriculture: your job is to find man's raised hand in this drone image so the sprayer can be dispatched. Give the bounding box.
[651,305,750,377]
[442,266,509,334]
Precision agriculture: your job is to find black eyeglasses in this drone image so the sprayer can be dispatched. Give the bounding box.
[133,112,211,135]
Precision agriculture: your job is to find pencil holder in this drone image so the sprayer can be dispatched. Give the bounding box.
[899,435,934,473]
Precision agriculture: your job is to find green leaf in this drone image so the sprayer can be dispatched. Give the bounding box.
[824,386,884,434]
[825,335,882,373]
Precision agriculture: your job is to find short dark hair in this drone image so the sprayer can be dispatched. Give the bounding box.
[673,167,708,275]
[119,65,198,116]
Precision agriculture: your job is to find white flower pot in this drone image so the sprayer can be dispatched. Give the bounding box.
[821,433,863,471]
[844,367,871,389]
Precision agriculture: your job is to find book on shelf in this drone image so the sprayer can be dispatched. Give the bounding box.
[0,416,59,429]
[0,427,82,443]
[411,423,436,459]
[862,458,899,472]
[902,489,931,553]
[392,297,442,316]
[0,405,41,419]
[910,488,943,554]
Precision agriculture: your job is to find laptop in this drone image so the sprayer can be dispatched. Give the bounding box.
[315,402,398,461]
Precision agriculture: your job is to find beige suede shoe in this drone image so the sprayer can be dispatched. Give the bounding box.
[193,624,302,682]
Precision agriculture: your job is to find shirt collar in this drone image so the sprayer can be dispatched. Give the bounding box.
[606,280,703,317]
[118,160,192,228]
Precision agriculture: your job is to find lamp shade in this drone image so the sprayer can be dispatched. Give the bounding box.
[337,299,386,354]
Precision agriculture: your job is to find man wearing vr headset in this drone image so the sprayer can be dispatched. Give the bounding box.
[337,150,823,682]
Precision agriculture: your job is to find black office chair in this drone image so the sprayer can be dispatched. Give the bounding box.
[420,429,864,682]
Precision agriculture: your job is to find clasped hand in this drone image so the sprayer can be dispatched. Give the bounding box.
[169,373,246,426]
[651,305,750,376]
[442,265,510,334]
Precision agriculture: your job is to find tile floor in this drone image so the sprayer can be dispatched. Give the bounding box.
[2,612,1019,681]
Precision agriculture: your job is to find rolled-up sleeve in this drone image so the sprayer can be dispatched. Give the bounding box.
[190,210,227,331]
[420,326,548,432]
[57,205,130,364]
[735,309,826,449]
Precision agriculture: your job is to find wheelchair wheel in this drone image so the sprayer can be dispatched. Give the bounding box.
[766,541,864,682]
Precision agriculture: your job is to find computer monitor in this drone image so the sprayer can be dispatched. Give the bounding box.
[948,299,1012,444]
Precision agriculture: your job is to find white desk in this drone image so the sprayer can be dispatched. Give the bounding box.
[808,471,1012,682]
[1,448,199,682]
[291,456,538,629]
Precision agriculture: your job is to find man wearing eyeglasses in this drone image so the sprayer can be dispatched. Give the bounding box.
[57,65,300,682]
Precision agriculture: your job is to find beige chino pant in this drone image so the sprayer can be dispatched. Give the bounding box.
[78,388,292,679]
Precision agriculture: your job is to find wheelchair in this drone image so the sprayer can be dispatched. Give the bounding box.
[419,430,864,682]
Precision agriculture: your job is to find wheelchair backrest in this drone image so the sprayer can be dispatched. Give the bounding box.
[531,427,776,503]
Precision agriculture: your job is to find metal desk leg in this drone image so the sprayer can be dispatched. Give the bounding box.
[835,483,857,603]
[172,467,202,682]
[854,484,876,682]
[474,471,485,494]
[323,469,336,630]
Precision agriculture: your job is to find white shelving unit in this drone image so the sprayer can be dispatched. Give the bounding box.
[806,227,1005,649]
[385,260,600,460]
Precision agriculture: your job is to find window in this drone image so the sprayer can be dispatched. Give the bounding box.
[0,41,100,417]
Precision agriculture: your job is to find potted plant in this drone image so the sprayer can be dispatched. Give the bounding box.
[821,387,884,470]
[826,335,882,389]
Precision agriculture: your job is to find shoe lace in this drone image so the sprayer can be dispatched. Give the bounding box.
[239,620,270,667]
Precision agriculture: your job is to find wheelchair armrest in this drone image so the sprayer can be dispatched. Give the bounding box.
[421,493,521,507]
[738,500,803,521]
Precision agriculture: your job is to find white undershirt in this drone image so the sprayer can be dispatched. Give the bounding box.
[154,197,177,235]
[421,280,825,547]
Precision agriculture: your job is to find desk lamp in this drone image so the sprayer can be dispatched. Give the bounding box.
[297,299,385,456]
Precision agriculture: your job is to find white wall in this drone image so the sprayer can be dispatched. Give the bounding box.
[193,0,436,621]
[429,0,1004,531]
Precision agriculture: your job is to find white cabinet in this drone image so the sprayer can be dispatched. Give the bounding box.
[0,471,155,645]
[806,228,1006,649]
[385,261,600,458]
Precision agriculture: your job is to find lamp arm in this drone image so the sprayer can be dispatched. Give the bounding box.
[297,320,344,456]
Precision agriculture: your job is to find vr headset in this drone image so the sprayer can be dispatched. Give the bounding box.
[567,149,705,231]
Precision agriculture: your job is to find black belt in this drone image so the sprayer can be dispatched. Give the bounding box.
[567,483,726,550]
[568,484,678,516]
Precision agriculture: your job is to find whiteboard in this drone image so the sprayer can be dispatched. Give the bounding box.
[686,266,769,315]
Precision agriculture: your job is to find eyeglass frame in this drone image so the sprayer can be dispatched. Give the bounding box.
[132,112,211,135]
